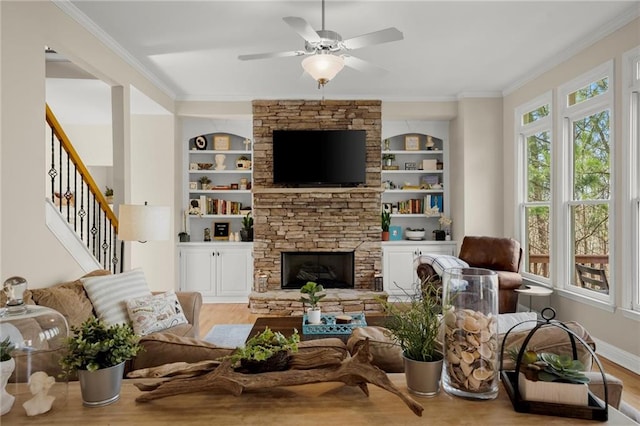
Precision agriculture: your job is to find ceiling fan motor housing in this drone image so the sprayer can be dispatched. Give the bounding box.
[305,29,343,53]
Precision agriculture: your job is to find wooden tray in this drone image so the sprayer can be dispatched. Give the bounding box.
[501,370,608,421]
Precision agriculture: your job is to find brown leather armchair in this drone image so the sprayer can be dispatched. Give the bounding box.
[457,236,523,313]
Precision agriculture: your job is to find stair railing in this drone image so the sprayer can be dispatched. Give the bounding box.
[45,104,123,273]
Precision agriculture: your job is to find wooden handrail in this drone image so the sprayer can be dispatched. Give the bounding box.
[45,104,118,232]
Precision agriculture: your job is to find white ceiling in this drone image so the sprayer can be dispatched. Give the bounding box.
[57,0,638,102]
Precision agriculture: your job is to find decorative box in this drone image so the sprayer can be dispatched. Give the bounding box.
[302,313,367,335]
[499,307,608,421]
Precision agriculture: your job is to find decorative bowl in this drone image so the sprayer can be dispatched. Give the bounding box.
[197,163,213,170]
[405,229,426,240]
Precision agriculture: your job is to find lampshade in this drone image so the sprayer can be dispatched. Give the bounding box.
[118,203,170,242]
[301,54,345,86]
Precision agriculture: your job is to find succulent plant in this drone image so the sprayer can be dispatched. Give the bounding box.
[228,327,299,365]
[0,336,15,362]
[508,347,590,384]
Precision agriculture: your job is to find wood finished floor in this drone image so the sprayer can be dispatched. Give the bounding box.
[199,303,640,413]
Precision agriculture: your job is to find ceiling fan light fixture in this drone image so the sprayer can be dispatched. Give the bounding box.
[302,54,344,87]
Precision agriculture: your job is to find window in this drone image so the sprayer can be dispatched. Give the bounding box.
[559,62,613,300]
[516,94,552,281]
[624,48,640,312]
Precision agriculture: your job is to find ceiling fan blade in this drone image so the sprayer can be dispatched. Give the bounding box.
[342,27,404,50]
[343,55,387,75]
[283,16,321,43]
[238,50,306,61]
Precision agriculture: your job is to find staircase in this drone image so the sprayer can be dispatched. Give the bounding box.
[45,104,123,273]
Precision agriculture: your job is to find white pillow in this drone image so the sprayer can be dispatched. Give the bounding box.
[82,268,152,325]
[414,254,469,276]
[126,291,188,336]
[497,312,538,335]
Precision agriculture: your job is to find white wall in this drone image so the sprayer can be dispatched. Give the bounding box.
[129,114,175,291]
[63,124,113,166]
[503,17,640,363]
[0,1,174,288]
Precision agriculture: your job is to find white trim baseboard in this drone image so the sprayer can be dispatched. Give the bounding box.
[593,336,640,375]
[45,199,101,272]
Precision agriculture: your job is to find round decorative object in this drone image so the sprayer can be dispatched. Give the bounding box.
[405,229,425,240]
[194,135,207,150]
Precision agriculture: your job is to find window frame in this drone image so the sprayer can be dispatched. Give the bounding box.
[622,47,640,313]
[556,60,614,304]
[515,92,553,285]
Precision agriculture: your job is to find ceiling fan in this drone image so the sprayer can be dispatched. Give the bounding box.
[238,0,403,88]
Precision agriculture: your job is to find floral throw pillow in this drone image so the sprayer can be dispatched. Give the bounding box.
[126,290,188,336]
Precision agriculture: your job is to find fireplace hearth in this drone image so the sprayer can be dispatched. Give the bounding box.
[281,251,354,289]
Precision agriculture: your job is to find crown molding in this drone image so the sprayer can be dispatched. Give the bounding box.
[502,4,640,96]
[52,0,176,100]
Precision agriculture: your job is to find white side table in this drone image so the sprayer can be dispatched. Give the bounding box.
[515,285,553,312]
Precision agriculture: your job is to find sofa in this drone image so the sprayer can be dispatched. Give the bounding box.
[1,269,204,381]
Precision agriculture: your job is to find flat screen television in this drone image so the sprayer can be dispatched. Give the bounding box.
[272,129,366,187]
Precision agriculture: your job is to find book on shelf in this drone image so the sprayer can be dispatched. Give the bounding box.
[194,196,243,215]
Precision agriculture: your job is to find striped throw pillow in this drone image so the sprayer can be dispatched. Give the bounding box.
[414,254,469,277]
[82,268,152,326]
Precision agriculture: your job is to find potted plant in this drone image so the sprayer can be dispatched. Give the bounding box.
[299,281,326,325]
[381,210,391,241]
[240,212,253,242]
[0,337,15,415]
[508,347,590,406]
[104,187,113,204]
[382,153,395,167]
[434,214,451,241]
[379,276,444,396]
[228,327,299,374]
[60,317,142,407]
[198,176,211,190]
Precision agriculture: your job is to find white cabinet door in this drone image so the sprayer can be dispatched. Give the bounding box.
[179,244,253,302]
[382,242,458,300]
[180,248,215,295]
[383,245,422,299]
[216,247,252,297]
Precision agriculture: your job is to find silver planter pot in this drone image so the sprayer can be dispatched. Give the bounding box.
[403,352,444,397]
[78,362,125,407]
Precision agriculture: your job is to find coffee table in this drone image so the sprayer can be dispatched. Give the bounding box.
[3,376,633,424]
[250,315,389,342]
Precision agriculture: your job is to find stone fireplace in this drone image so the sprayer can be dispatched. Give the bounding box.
[248,99,386,314]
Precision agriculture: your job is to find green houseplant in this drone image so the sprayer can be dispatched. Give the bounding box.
[382,153,395,167]
[60,317,142,407]
[241,212,254,242]
[198,176,211,190]
[299,281,326,324]
[379,276,444,396]
[381,210,391,241]
[0,336,16,415]
[228,327,299,373]
[104,187,113,204]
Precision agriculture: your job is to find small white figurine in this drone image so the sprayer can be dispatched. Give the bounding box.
[22,371,55,416]
[243,138,252,151]
[215,154,226,170]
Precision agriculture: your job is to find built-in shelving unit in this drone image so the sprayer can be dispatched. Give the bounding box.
[185,132,253,242]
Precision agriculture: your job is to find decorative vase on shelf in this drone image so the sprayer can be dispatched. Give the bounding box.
[442,267,499,400]
[433,230,446,241]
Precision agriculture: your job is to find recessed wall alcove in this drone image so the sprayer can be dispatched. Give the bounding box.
[249,100,384,314]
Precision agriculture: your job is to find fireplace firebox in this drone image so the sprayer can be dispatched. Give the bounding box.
[281,251,355,289]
